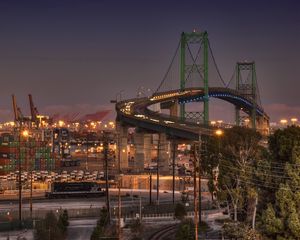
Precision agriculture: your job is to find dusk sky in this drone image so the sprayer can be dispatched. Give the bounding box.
[0,0,299,122]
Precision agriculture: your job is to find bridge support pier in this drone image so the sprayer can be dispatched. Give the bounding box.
[158,133,170,175]
[133,132,152,173]
[160,99,178,118]
[256,116,270,136]
[116,123,128,170]
[170,101,178,117]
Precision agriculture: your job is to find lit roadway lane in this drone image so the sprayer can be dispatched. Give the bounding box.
[0,198,106,211]
[0,190,182,211]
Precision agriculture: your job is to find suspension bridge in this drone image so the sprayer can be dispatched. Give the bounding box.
[116,31,269,142]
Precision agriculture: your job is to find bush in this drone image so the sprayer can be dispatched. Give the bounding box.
[175,220,195,240]
[90,207,116,240]
[58,209,69,234]
[130,219,143,238]
[34,212,65,240]
[174,203,187,221]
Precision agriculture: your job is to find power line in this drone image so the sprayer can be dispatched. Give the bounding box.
[219,160,295,180]
[218,157,297,173]
[220,174,298,191]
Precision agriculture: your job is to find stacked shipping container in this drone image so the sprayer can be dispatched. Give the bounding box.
[0,132,56,175]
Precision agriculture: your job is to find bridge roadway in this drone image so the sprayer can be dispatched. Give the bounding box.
[116,87,269,140]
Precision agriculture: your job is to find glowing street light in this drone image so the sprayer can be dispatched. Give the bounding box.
[18,128,30,227]
[210,121,216,126]
[215,129,224,137]
[280,119,288,125]
[58,120,65,127]
[291,118,298,125]
[22,130,29,138]
[216,120,223,125]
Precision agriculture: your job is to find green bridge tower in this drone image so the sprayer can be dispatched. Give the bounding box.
[235,61,257,129]
[180,31,209,125]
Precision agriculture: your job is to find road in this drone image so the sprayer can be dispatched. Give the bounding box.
[67,219,97,240]
[0,219,97,240]
[0,189,183,212]
[0,198,106,211]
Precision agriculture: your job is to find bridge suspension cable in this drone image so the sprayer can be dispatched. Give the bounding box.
[225,68,236,88]
[208,40,227,87]
[154,41,180,94]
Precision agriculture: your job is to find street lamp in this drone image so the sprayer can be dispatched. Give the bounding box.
[28,132,34,220]
[244,118,250,127]
[22,130,29,138]
[85,136,89,171]
[18,129,29,228]
[210,121,216,126]
[291,118,298,125]
[110,90,125,104]
[280,119,288,126]
[215,129,223,137]
[137,87,153,98]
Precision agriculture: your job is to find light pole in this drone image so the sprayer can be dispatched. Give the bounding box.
[103,131,110,224]
[291,118,298,125]
[85,135,89,171]
[111,90,124,104]
[28,132,33,220]
[149,171,152,205]
[280,119,288,128]
[172,140,176,205]
[117,130,123,239]
[193,143,198,240]
[137,87,154,98]
[198,134,202,227]
[18,129,29,228]
[156,134,160,205]
[214,129,223,201]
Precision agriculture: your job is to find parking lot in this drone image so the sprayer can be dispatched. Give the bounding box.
[0,169,109,192]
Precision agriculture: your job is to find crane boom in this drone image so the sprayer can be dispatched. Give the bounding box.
[29,94,37,122]
[12,94,18,122]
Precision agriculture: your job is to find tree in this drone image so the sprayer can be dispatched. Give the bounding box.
[261,204,283,235]
[217,126,261,223]
[58,209,69,234]
[34,211,64,240]
[269,126,300,164]
[261,146,300,239]
[175,220,194,240]
[130,219,144,239]
[223,221,262,239]
[174,203,187,221]
[90,207,115,240]
[266,125,300,198]
[201,135,220,201]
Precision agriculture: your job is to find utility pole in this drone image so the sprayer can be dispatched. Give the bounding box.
[139,195,142,222]
[18,129,22,229]
[103,132,110,224]
[156,139,159,204]
[29,138,33,219]
[149,173,152,205]
[198,135,202,225]
[172,140,176,204]
[85,134,89,171]
[117,130,122,239]
[193,143,198,240]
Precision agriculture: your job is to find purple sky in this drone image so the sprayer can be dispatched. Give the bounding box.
[0,0,299,123]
